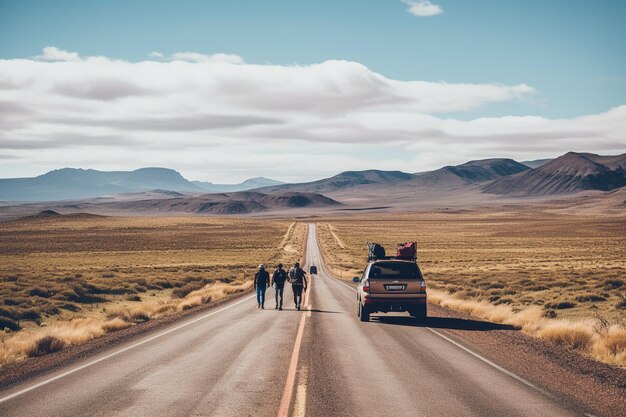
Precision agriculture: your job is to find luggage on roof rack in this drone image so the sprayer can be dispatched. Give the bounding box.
[367,242,386,260]
[396,241,417,260]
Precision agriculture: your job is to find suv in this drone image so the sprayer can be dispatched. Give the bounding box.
[355,259,427,322]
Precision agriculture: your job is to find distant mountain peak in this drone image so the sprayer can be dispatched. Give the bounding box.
[412,158,529,187]
[484,151,626,196]
[191,176,285,193]
[0,167,201,202]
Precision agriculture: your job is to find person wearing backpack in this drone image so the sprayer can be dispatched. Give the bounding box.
[288,262,308,310]
[254,264,270,309]
[272,263,288,310]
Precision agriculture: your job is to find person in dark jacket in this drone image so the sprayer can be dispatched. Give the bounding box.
[272,263,288,310]
[288,262,308,310]
[254,264,270,309]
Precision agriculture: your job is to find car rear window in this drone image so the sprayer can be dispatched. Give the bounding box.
[368,262,422,280]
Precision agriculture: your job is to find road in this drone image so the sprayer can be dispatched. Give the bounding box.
[0,224,584,416]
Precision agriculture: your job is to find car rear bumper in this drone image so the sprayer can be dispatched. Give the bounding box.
[362,294,427,311]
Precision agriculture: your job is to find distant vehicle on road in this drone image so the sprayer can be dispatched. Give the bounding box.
[309,265,317,275]
[355,255,426,322]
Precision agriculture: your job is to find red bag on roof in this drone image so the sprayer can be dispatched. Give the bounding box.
[396,241,417,259]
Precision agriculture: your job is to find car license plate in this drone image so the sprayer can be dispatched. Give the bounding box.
[385,284,406,291]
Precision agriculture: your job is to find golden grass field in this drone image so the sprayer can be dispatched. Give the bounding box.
[316,209,626,366]
[0,214,306,365]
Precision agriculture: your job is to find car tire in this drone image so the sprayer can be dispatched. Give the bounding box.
[359,303,369,322]
[411,305,427,321]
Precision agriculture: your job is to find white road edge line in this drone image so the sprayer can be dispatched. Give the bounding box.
[425,328,553,398]
[0,294,256,404]
[329,274,554,399]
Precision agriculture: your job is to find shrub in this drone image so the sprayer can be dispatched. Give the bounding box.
[29,287,53,298]
[20,309,42,321]
[25,335,66,357]
[3,298,20,306]
[126,295,142,302]
[549,280,572,288]
[129,311,150,322]
[0,316,20,331]
[58,302,81,312]
[616,299,626,310]
[604,279,624,289]
[575,295,607,303]
[0,306,19,320]
[538,321,594,350]
[545,301,576,310]
[145,283,162,290]
[171,283,204,299]
[543,309,557,318]
[101,318,131,333]
[42,305,61,316]
[594,326,626,356]
[1,276,18,282]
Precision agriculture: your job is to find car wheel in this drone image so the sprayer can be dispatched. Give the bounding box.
[412,305,427,321]
[359,303,369,322]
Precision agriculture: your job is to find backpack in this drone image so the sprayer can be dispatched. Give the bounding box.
[273,268,287,285]
[290,267,304,285]
[367,243,385,260]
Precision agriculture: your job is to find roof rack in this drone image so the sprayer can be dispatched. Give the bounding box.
[367,241,417,262]
[368,255,416,262]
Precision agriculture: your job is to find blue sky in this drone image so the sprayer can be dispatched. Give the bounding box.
[0,1,624,181]
[2,0,624,118]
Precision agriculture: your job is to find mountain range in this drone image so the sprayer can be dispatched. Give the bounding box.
[79,191,340,215]
[1,152,625,211]
[256,152,625,198]
[483,152,626,196]
[0,168,284,202]
[191,177,284,193]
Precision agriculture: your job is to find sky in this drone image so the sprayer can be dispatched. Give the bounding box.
[0,0,625,183]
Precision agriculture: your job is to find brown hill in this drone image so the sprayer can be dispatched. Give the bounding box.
[18,190,341,215]
[411,159,530,188]
[483,152,626,196]
[258,170,414,194]
[259,192,340,208]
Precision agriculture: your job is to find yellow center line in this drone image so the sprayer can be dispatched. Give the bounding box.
[277,262,312,417]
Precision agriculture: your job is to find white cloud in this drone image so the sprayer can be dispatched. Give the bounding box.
[402,0,443,17]
[0,47,624,182]
[169,52,245,64]
[147,51,245,64]
[34,46,81,62]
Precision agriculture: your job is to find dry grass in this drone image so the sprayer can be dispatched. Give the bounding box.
[315,210,626,366]
[429,289,626,365]
[0,215,306,366]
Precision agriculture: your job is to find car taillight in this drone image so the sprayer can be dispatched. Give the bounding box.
[363,281,370,292]
[420,281,426,292]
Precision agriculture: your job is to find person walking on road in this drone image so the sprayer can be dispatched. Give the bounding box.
[254,264,270,309]
[288,262,308,310]
[272,263,288,310]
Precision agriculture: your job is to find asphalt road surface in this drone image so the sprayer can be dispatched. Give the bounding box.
[0,224,586,416]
